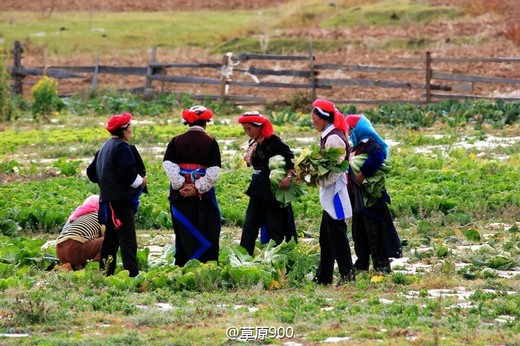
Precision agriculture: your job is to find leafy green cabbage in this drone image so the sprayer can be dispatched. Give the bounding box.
[268,155,305,207]
[350,153,391,207]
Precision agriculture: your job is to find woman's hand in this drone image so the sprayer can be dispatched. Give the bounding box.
[278,170,295,190]
[179,183,197,197]
[355,172,365,183]
[278,176,291,190]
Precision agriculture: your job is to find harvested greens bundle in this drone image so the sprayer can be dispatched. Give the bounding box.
[350,153,391,207]
[268,155,305,207]
[294,146,349,185]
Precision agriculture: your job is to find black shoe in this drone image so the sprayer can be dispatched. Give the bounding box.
[313,276,331,286]
[336,270,356,287]
[374,266,391,275]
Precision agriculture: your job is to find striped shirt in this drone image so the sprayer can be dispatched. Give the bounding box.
[56,212,101,244]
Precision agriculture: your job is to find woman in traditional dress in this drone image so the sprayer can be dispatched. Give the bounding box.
[238,111,297,256]
[163,106,222,266]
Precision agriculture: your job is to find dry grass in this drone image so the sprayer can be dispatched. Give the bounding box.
[459,0,508,16]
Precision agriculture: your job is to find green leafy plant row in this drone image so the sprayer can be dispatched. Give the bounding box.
[0,166,323,235]
[1,142,518,235]
[0,237,318,291]
[357,99,520,129]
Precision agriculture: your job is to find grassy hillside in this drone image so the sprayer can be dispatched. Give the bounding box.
[0,11,275,55]
[0,0,498,57]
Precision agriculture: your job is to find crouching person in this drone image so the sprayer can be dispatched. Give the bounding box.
[56,195,104,270]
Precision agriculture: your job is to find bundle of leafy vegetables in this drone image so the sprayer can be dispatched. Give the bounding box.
[294,146,349,185]
[350,153,391,207]
[268,155,305,207]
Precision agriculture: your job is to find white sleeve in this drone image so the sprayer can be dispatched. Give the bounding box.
[130,175,143,188]
[195,166,221,194]
[163,160,185,190]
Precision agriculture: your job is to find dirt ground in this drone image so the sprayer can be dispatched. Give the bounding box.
[4,0,520,105]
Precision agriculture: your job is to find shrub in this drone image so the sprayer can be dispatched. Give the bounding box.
[31,76,64,121]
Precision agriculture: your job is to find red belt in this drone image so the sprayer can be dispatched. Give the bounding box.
[179,163,207,170]
[179,163,207,184]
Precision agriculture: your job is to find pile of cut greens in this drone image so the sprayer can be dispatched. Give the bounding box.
[268,155,305,207]
[294,146,349,185]
[350,153,391,207]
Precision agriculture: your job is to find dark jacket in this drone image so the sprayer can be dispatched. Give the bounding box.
[87,138,142,202]
[245,135,294,202]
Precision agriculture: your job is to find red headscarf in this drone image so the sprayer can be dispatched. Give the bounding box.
[106,113,132,134]
[182,105,213,125]
[345,114,362,128]
[237,111,275,139]
[312,99,348,133]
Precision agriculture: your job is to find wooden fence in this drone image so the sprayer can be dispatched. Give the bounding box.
[7,40,520,106]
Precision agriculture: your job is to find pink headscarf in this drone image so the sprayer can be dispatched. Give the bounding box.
[68,195,99,222]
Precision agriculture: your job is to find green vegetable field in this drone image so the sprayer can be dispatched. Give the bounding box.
[0,95,519,345]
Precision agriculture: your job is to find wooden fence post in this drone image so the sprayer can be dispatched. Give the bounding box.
[308,38,317,100]
[91,56,100,93]
[145,47,157,91]
[425,51,432,104]
[219,79,227,103]
[219,53,226,103]
[220,52,233,103]
[11,41,23,95]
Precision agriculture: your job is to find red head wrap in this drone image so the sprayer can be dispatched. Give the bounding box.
[237,111,275,138]
[345,114,362,128]
[106,113,132,134]
[312,99,347,133]
[182,105,213,125]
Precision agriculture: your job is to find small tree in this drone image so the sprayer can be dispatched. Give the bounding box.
[31,75,64,121]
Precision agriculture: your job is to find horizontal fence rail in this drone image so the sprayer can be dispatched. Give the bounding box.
[431,72,520,84]
[315,63,424,74]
